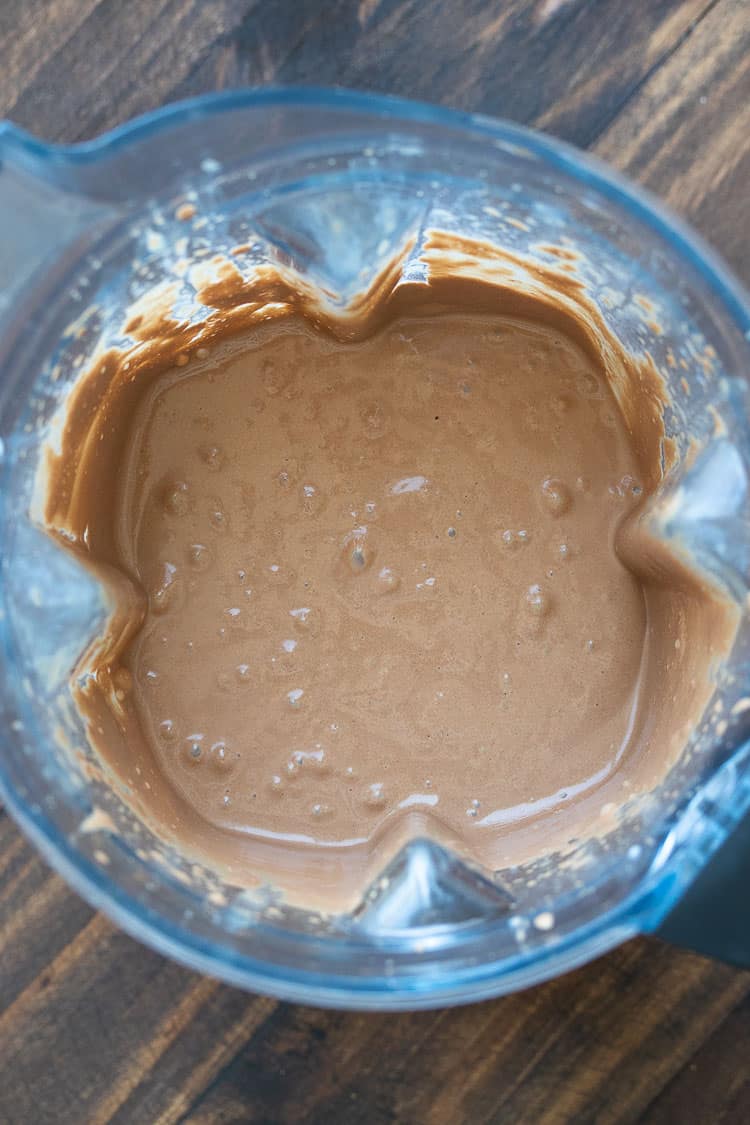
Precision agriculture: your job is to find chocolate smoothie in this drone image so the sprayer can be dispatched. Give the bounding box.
[40,234,737,910]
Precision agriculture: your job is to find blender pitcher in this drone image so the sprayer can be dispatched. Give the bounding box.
[1,88,749,1010]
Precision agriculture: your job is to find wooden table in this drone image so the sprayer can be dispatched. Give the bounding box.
[1,2,749,1121]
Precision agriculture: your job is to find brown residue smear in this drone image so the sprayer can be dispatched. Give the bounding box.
[39,233,738,911]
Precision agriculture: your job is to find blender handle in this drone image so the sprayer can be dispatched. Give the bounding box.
[655,809,750,968]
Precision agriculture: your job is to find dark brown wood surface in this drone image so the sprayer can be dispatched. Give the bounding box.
[1,2,750,1121]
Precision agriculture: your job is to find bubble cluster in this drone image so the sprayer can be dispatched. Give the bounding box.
[499,528,531,549]
[608,473,642,500]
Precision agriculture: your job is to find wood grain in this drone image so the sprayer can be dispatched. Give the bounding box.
[595,0,750,279]
[1,1,749,1122]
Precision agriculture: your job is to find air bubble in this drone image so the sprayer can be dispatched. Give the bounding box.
[198,444,224,470]
[377,566,401,593]
[188,543,212,571]
[540,477,572,516]
[208,500,228,532]
[208,740,236,774]
[159,719,177,742]
[162,480,190,516]
[339,528,375,574]
[363,782,387,808]
[391,475,427,495]
[150,561,179,614]
[301,482,325,515]
[524,583,551,616]
[181,735,204,766]
[576,370,600,397]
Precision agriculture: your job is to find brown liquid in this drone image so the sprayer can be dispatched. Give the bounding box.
[40,235,737,910]
[118,314,646,845]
